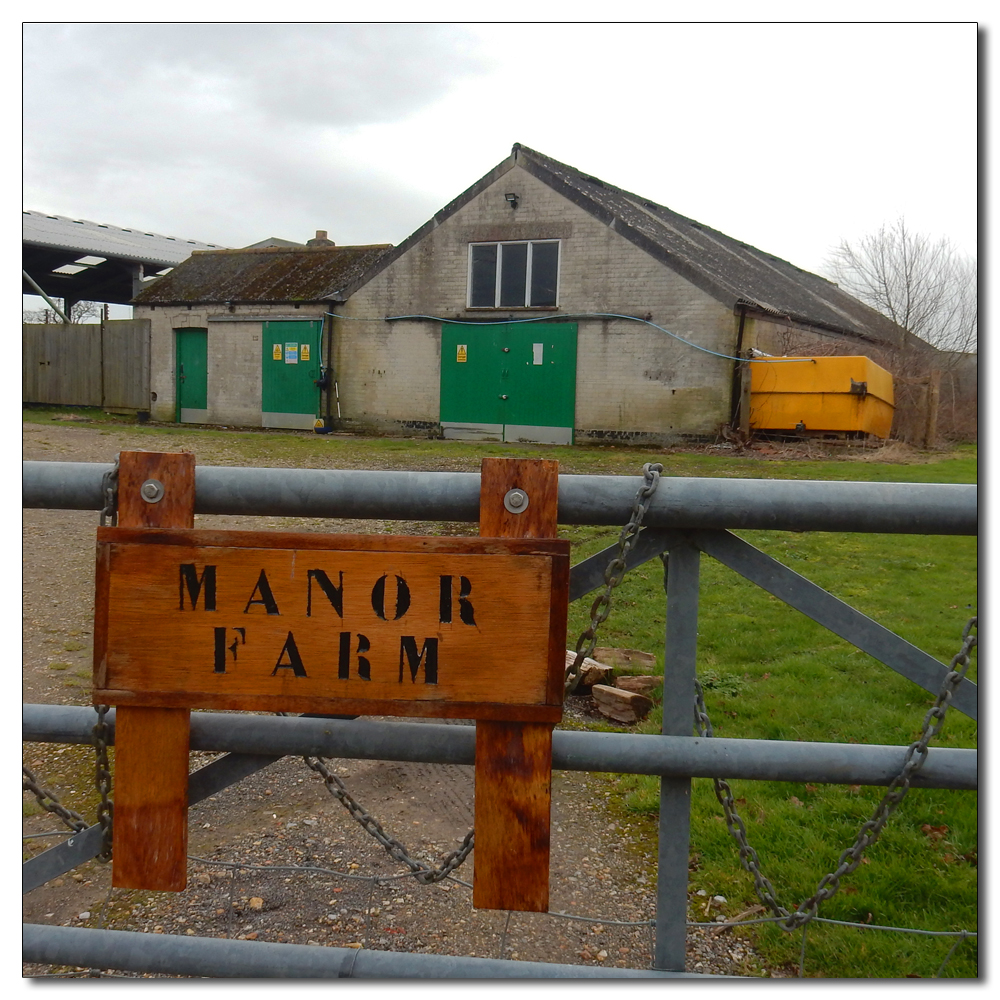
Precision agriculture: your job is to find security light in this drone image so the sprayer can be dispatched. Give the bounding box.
[504,193,519,209]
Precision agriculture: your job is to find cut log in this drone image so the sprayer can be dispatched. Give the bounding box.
[615,675,661,697]
[591,683,653,724]
[592,647,657,670]
[564,650,613,689]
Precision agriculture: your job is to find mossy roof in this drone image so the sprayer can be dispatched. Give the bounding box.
[132,244,392,305]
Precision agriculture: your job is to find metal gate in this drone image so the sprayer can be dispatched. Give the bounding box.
[22,461,978,978]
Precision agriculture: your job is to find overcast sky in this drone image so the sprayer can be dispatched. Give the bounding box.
[23,21,979,282]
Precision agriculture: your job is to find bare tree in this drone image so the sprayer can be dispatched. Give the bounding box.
[826,217,977,354]
[22,300,104,324]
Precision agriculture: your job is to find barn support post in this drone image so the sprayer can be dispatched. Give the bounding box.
[728,304,749,434]
[654,539,700,971]
[21,269,71,323]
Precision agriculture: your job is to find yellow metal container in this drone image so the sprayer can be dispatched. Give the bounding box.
[749,355,894,438]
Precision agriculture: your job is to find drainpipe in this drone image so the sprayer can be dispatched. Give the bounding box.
[728,305,748,429]
[324,305,337,427]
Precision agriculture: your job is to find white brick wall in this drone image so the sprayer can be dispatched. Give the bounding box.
[339,165,737,436]
[140,303,327,424]
[141,166,855,438]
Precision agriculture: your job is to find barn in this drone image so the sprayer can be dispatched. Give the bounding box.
[135,144,929,442]
[133,236,390,428]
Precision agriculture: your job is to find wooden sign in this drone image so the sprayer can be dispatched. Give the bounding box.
[94,530,569,722]
[94,452,567,911]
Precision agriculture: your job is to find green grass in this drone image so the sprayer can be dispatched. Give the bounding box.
[25,409,977,977]
[565,497,977,977]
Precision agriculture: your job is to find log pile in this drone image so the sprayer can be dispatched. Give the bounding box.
[565,648,661,724]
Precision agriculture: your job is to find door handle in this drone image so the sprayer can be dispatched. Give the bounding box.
[500,394,508,400]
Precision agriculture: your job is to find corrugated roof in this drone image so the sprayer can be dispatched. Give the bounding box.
[132,244,393,305]
[336,144,923,351]
[512,145,914,346]
[22,210,226,265]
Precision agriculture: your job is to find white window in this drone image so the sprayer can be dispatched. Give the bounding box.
[468,240,560,308]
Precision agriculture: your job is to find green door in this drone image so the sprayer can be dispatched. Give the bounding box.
[261,320,323,429]
[440,323,577,444]
[175,328,208,423]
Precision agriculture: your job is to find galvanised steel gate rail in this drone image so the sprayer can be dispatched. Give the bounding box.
[22,462,978,978]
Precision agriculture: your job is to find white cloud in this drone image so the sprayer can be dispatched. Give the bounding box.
[23,23,492,246]
[22,21,977,270]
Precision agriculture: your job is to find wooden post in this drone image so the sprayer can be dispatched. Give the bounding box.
[925,369,941,449]
[474,458,559,912]
[107,451,194,891]
[738,355,752,439]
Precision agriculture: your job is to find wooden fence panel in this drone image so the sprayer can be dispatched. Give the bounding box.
[102,319,150,410]
[22,319,150,410]
[23,324,102,406]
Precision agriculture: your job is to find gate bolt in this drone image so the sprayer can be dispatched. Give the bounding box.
[140,479,165,503]
[503,488,529,514]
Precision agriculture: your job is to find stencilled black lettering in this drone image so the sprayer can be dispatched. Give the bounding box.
[458,576,476,626]
[371,574,411,621]
[307,569,344,618]
[271,631,307,677]
[180,564,216,611]
[439,575,453,623]
[398,636,438,684]
[338,630,351,680]
[338,631,371,680]
[355,634,371,681]
[243,570,280,615]
[439,575,475,625]
[213,627,245,673]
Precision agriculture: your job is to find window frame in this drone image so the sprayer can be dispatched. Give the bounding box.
[466,239,561,309]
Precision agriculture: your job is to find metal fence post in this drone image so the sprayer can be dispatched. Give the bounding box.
[654,539,700,971]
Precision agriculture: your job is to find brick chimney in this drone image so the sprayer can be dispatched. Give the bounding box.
[306,230,336,247]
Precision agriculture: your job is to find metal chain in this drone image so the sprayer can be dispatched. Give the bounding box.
[565,462,664,694]
[302,755,475,884]
[696,616,977,931]
[99,459,119,527]
[93,705,114,863]
[783,617,977,929]
[95,460,117,857]
[22,766,88,833]
[693,681,789,919]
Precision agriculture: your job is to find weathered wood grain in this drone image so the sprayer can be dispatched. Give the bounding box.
[93,531,569,718]
[105,451,192,892]
[479,457,560,538]
[472,720,552,911]
[115,450,195,529]
[474,458,560,912]
[111,704,190,891]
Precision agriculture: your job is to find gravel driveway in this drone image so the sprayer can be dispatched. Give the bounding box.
[23,420,781,978]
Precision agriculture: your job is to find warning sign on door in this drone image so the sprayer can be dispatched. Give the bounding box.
[284,343,299,364]
[457,345,468,363]
[272,344,282,361]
